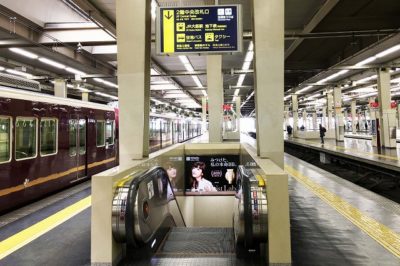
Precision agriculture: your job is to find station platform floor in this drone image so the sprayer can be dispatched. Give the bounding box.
[285,136,400,171]
[1,134,399,265]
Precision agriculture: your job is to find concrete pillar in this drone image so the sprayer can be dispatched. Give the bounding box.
[253,1,291,262]
[116,0,151,165]
[292,95,298,135]
[207,55,223,142]
[333,87,344,141]
[235,96,241,133]
[82,92,89,102]
[312,110,317,130]
[327,93,333,129]
[202,96,207,133]
[397,103,400,128]
[351,100,357,133]
[369,97,378,146]
[253,0,284,168]
[377,68,396,148]
[302,110,307,129]
[284,105,290,128]
[322,107,327,128]
[54,79,67,98]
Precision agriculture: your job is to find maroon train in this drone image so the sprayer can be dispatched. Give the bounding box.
[0,87,117,213]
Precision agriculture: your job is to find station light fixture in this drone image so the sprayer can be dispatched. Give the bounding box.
[201,89,207,97]
[65,67,86,76]
[6,69,32,79]
[95,91,118,100]
[296,86,313,94]
[9,48,38,59]
[0,66,5,71]
[38,57,66,69]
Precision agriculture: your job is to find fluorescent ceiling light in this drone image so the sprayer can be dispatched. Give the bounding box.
[179,55,190,64]
[77,87,92,93]
[248,41,254,51]
[284,95,291,101]
[150,68,159,75]
[65,67,86,76]
[93,77,118,88]
[357,92,377,99]
[296,86,313,94]
[192,75,203,88]
[317,70,349,84]
[244,51,254,62]
[236,74,246,87]
[151,80,170,85]
[355,56,376,66]
[351,87,375,93]
[0,66,5,71]
[95,91,118,100]
[242,61,251,71]
[202,90,207,96]
[151,84,180,90]
[234,89,240,96]
[6,69,32,78]
[184,63,194,72]
[163,94,190,98]
[38,57,66,69]
[9,48,38,59]
[376,44,400,58]
[354,75,377,85]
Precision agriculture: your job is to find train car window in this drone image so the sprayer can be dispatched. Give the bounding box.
[40,118,58,156]
[79,119,86,155]
[96,120,105,147]
[15,117,37,160]
[69,120,77,156]
[0,117,11,163]
[105,120,114,146]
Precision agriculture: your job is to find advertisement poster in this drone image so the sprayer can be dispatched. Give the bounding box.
[185,155,239,195]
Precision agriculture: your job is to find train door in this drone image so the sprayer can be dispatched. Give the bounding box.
[69,117,87,181]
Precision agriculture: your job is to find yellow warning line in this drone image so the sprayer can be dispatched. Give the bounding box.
[285,164,400,258]
[303,139,399,161]
[0,196,91,260]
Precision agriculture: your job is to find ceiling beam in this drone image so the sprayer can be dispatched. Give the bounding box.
[285,0,339,59]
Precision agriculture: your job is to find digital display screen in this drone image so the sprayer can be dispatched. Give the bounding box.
[185,155,239,195]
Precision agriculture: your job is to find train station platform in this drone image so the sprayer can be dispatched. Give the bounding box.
[284,137,400,173]
[0,135,399,265]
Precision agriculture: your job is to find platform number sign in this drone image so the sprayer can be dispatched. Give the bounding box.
[157,5,242,54]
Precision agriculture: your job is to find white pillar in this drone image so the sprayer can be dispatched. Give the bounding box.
[284,105,290,128]
[369,97,378,146]
[322,106,327,128]
[377,68,396,148]
[116,0,151,165]
[82,92,89,102]
[207,55,223,142]
[253,0,284,168]
[54,79,67,98]
[312,110,317,130]
[202,96,207,133]
[334,87,344,141]
[351,100,357,133]
[235,96,241,133]
[327,93,333,129]
[302,110,307,129]
[292,95,298,135]
[253,1,291,263]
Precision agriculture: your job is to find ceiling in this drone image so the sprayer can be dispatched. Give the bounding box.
[0,0,399,115]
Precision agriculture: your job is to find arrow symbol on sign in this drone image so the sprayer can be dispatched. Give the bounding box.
[165,11,173,20]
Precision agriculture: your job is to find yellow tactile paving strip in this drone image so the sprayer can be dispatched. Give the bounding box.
[285,164,400,259]
[0,196,91,260]
[302,139,399,161]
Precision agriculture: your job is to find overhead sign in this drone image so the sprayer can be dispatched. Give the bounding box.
[157,5,242,54]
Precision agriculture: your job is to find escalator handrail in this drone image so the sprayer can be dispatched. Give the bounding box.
[237,165,254,248]
[125,166,186,246]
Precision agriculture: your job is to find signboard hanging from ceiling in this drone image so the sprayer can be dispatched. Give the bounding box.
[156,5,242,55]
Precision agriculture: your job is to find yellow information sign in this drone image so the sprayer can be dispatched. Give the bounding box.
[157,5,242,54]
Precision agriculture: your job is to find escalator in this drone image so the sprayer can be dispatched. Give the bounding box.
[112,166,267,265]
